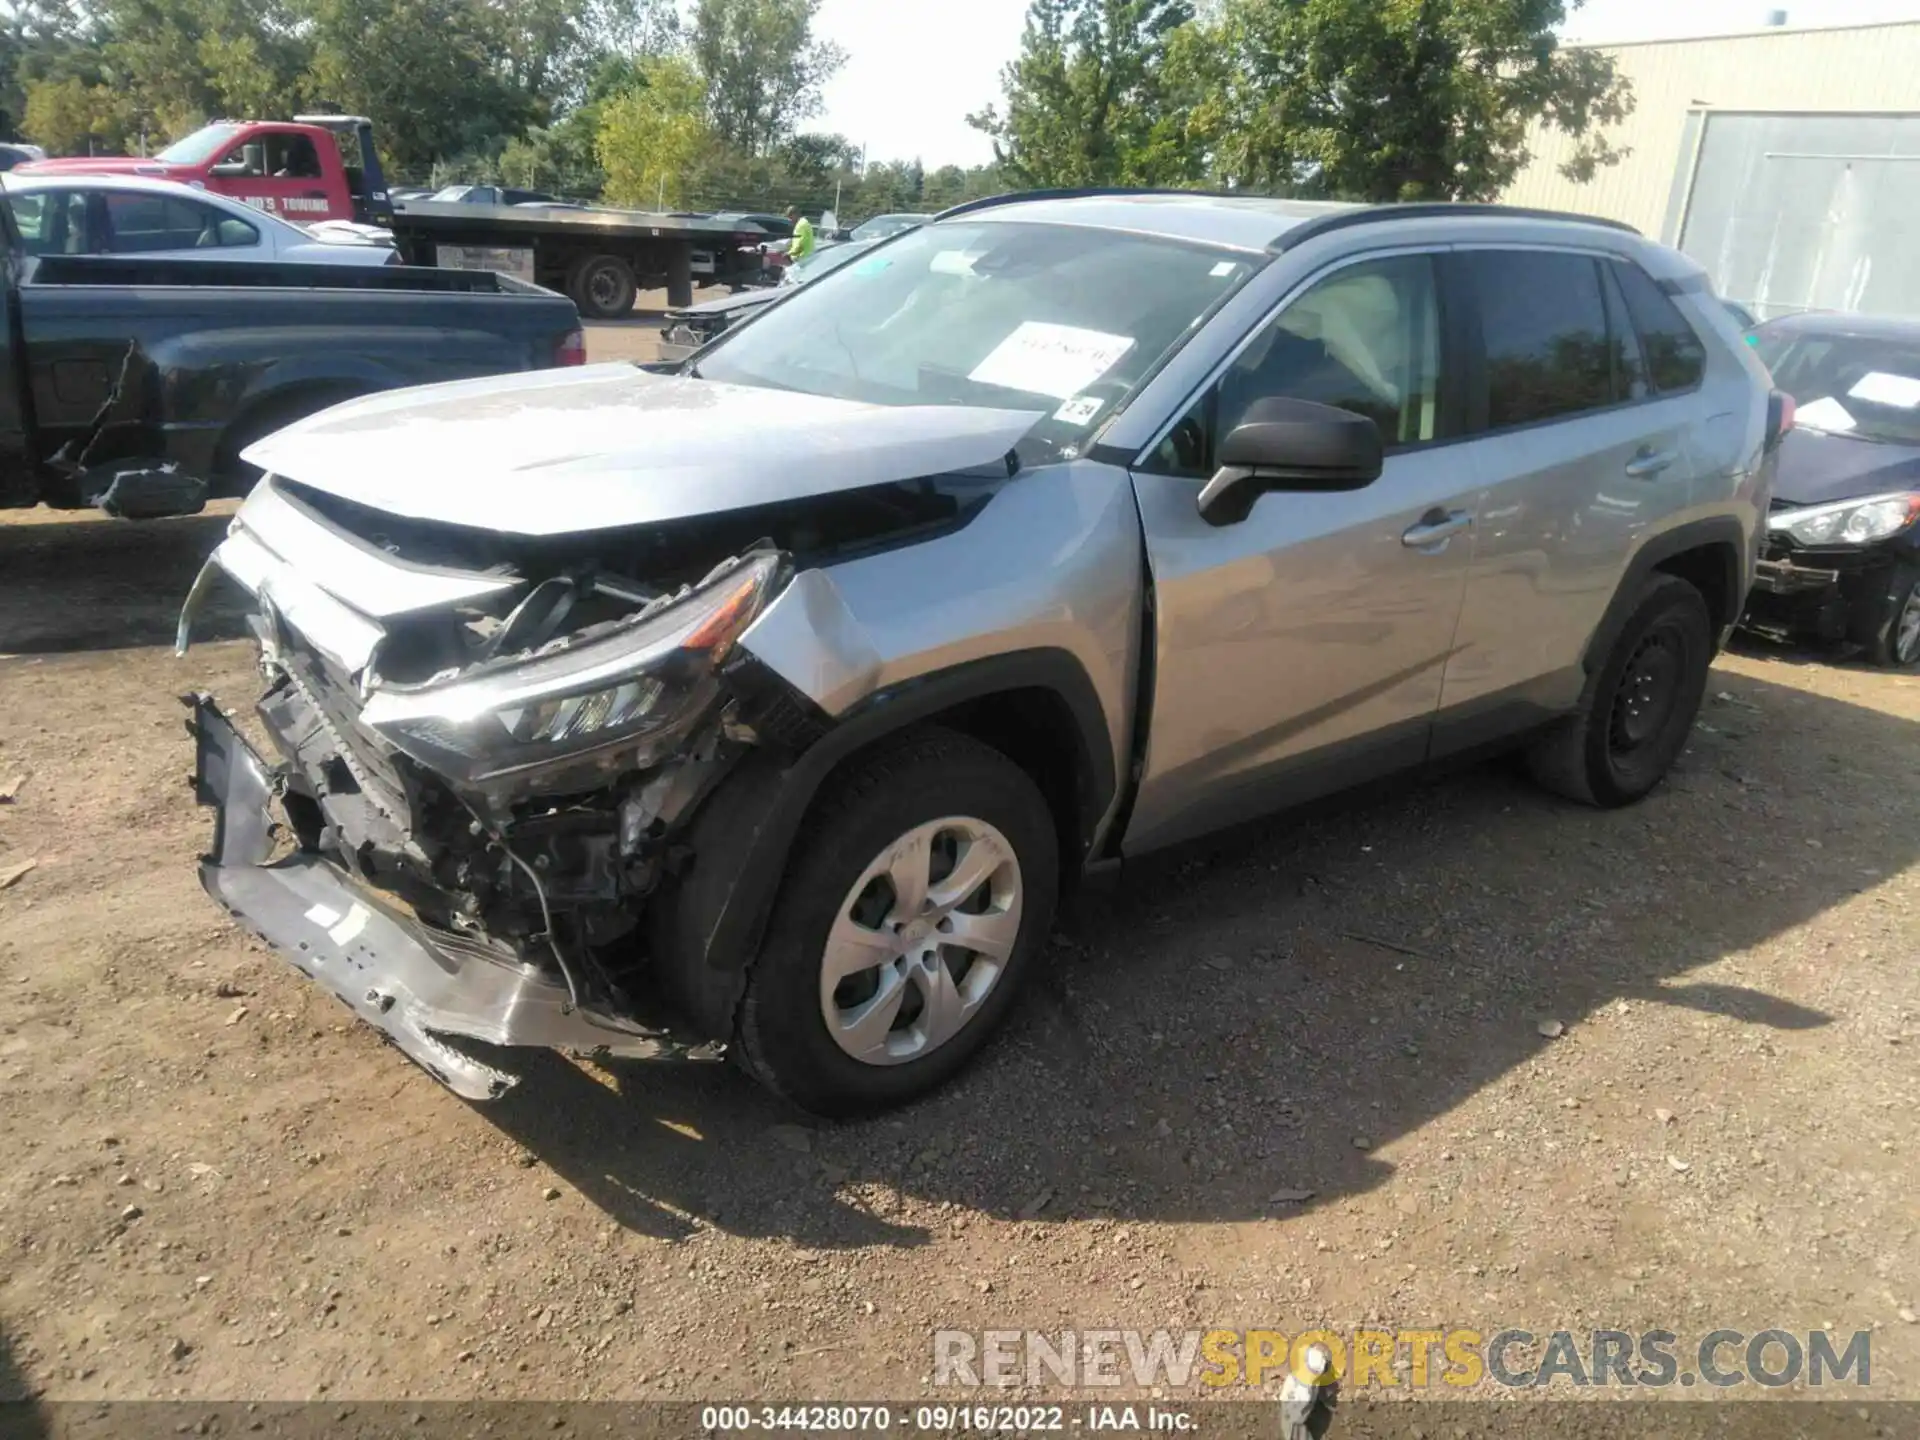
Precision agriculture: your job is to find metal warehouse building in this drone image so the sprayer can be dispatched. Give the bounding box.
[1502,19,1920,319]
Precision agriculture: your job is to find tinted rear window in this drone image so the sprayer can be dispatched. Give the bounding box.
[1467,251,1614,429]
[1613,261,1707,393]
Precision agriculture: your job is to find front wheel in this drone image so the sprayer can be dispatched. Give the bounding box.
[1527,573,1714,807]
[734,729,1059,1116]
[1853,560,1920,668]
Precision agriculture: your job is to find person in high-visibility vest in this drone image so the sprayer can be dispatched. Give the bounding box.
[786,206,816,261]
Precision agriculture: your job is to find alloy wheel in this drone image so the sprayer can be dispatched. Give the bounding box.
[819,817,1022,1066]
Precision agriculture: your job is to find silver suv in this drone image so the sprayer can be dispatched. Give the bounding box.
[182,193,1782,1114]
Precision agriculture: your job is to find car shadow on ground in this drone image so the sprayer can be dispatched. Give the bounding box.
[1726,626,1904,676]
[0,1322,48,1438]
[483,671,1908,1250]
[0,509,247,655]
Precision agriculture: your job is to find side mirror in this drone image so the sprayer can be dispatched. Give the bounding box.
[1196,397,1385,526]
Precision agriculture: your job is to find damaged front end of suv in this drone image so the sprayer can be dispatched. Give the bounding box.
[177,367,1047,1100]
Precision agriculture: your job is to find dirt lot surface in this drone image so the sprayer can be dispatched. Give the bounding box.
[2,323,1917,1422]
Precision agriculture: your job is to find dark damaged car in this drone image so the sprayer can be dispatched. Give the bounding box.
[1743,312,1920,667]
[180,195,1775,1114]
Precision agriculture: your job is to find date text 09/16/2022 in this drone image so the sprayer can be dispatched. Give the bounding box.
[699,1404,1195,1432]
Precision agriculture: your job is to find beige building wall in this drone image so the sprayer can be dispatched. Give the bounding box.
[1501,20,1920,238]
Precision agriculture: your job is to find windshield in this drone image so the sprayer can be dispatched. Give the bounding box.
[851,214,921,242]
[696,220,1263,461]
[1756,328,1920,445]
[156,124,244,166]
[789,239,874,283]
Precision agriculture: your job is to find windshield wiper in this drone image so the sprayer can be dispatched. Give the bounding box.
[1800,424,1892,444]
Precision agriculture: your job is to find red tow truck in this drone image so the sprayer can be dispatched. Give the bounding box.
[21,117,771,314]
[20,116,394,226]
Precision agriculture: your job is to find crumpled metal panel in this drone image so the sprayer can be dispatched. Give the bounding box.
[241,364,1042,536]
[235,478,522,618]
[187,698,710,1101]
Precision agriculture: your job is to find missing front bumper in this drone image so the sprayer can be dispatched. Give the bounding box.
[186,694,714,1100]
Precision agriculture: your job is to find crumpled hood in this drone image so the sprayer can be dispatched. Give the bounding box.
[243,364,1042,536]
[1774,427,1920,506]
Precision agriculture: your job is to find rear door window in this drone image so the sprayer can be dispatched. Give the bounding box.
[1464,250,1615,430]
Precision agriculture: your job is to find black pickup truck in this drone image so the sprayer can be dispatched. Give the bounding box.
[0,207,583,518]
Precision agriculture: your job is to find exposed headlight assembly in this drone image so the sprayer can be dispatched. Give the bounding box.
[362,551,784,786]
[1768,492,1920,547]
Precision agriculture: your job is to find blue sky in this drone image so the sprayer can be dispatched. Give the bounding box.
[812,0,1920,169]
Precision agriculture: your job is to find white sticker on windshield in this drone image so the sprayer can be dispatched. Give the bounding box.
[1847,370,1920,409]
[929,250,978,277]
[1795,396,1857,432]
[1210,261,1238,278]
[969,322,1136,400]
[1054,394,1105,425]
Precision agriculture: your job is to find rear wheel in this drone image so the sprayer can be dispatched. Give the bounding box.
[733,729,1059,1116]
[567,254,637,320]
[1852,560,1920,668]
[1527,574,1713,807]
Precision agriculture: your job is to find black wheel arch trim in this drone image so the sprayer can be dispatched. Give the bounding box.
[1584,516,1749,672]
[653,648,1117,993]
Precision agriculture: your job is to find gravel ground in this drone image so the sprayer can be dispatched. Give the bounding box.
[1,326,1916,1424]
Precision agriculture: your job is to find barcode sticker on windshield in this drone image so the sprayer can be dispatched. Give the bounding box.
[1054,394,1105,425]
[1848,371,1920,409]
[969,322,1136,400]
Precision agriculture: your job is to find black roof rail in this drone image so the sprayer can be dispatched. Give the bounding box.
[931,188,1642,244]
[1272,202,1640,251]
[932,186,1253,221]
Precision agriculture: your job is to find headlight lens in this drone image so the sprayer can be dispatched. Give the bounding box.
[1769,492,1920,547]
[496,677,667,745]
[362,551,783,782]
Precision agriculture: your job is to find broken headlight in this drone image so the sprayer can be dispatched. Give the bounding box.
[361,551,783,785]
[1768,492,1920,547]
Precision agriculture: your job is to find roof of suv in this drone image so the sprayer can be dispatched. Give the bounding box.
[945,189,1638,254]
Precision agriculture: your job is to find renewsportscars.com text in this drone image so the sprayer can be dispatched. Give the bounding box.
[932,1327,1872,1390]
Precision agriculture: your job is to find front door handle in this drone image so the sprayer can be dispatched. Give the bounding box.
[1625,448,1679,479]
[1401,508,1474,550]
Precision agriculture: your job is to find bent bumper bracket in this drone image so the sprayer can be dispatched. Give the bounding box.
[186,694,705,1100]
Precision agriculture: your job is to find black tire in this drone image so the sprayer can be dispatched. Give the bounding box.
[1527,574,1714,807]
[733,728,1059,1116]
[1850,560,1920,668]
[567,254,637,320]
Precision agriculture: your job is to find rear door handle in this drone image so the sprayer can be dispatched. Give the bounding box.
[1625,448,1679,479]
[1402,508,1474,550]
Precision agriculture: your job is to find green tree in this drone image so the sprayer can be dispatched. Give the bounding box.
[968,0,1199,189]
[690,0,844,156]
[0,0,90,138]
[21,72,129,151]
[778,129,859,182]
[306,0,536,177]
[1187,0,1633,201]
[596,53,710,208]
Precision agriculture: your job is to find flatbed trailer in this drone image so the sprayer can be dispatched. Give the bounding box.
[389,199,772,318]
